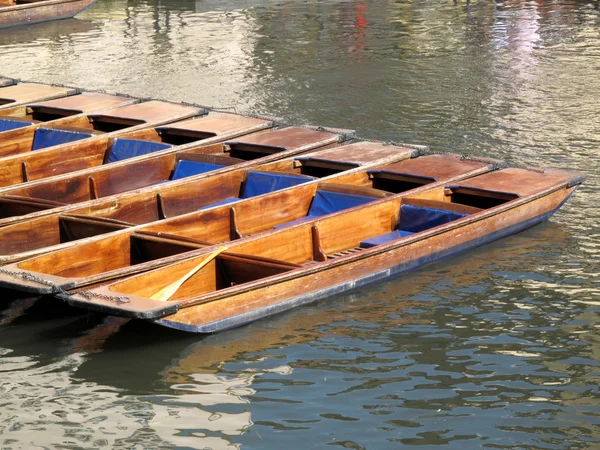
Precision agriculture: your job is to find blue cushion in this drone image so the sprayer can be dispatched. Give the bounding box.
[359,205,468,249]
[273,190,377,230]
[106,138,172,163]
[0,118,34,133]
[399,205,467,233]
[308,190,377,216]
[241,171,313,198]
[172,161,225,181]
[359,230,414,248]
[198,197,240,211]
[32,127,94,151]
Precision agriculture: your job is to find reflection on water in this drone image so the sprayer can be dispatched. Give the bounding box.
[0,0,599,448]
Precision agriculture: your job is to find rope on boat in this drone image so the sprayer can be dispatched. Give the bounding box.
[0,268,130,304]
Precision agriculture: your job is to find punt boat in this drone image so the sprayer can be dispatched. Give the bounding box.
[0,124,346,227]
[48,166,585,333]
[0,100,201,188]
[0,82,78,110]
[0,0,97,29]
[0,135,388,266]
[0,151,498,292]
[0,92,139,152]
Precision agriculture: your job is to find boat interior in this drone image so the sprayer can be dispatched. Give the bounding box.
[0,93,136,132]
[100,179,522,301]
[0,144,406,261]
[0,125,343,220]
[4,154,499,285]
[0,101,200,158]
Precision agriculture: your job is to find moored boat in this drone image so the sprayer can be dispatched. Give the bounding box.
[0,82,78,110]
[0,0,98,29]
[0,152,497,292]
[0,100,202,188]
[0,92,139,148]
[47,166,585,333]
[0,123,346,227]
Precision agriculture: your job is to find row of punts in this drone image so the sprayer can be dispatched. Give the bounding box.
[0,79,586,333]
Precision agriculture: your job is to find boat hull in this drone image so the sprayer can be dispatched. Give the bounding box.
[0,0,97,29]
[156,185,577,333]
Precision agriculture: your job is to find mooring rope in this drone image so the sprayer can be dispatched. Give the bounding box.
[0,267,130,303]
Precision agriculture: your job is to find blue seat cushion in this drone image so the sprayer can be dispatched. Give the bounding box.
[171,161,225,181]
[198,197,240,211]
[0,118,34,133]
[274,190,377,229]
[307,190,377,216]
[106,138,172,163]
[241,171,313,198]
[398,204,467,233]
[359,205,468,248]
[359,230,414,248]
[32,127,94,151]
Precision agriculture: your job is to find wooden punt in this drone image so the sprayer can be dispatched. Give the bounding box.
[0,92,139,150]
[0,0,97,29]
[0,152,499,293]
[0,139,403,267]
[0,82,78,110]
[43,166,583,333]
[0,124,347,228]
[0,100,202,188]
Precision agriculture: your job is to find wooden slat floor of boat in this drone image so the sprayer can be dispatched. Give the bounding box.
[327,247,364,260]
[0,83,78,109]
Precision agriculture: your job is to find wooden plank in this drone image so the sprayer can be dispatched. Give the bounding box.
[0,83,78,110]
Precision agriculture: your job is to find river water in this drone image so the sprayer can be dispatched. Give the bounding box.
[0,0,599,448]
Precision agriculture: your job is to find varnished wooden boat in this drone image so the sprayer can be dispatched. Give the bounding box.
[0,82,78,110]
[0,92,139,147]
[0,152,498,292]
[0,0,97,29]
[0,100,202,188]
[33,166,585,333]
[0,124,348,227]
[0,139,405,266]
